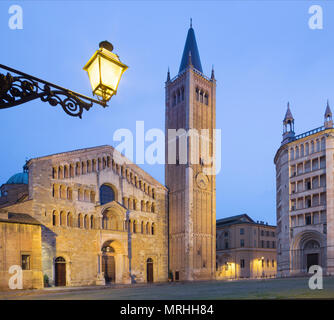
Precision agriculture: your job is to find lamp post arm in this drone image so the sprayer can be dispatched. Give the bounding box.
[0,64,107,118]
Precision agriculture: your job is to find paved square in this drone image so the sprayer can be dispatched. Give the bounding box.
[1,277,334,300]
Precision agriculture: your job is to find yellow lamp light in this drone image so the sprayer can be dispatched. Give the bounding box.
[83,41,128,103]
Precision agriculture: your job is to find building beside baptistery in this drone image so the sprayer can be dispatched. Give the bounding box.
[216,214,277,279]
[274,101,334,276]
[0,145,168,290]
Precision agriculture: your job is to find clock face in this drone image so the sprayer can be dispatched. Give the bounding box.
[196,172,209,190]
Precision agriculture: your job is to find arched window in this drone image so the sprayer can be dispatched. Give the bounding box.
[84,215,89,229]
[52,211,58,226]
[99,184,115,205]
[67,212,73,227]
[78,213,83,228]
[58,166,63,179]
[81,161,86,174]
[75,162,80,176]
[90,215,94,229]
[67,187,72,200]
[52,167,57,179]
[204,93,209,105]
[70,164,75,178]
[151,223,155,235]
[64,165,69,178]
[60,211,66,226]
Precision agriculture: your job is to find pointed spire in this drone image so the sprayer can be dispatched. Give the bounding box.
[325,99,332,118]
[166,67,170,82]
[324,99,333,128]
[283,102,294,123]
[190,18,192,28]
[211,65,215,80]
[179,22,203,74]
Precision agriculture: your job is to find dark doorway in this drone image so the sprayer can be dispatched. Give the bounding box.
[55,257,66,286]
[307,253,319,271]
[147,258,153,283]
[102,255,115,283]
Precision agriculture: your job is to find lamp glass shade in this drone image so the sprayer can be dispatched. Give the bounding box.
[84,47,128,101]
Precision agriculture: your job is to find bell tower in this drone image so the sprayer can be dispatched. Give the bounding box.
[165,22,216,281]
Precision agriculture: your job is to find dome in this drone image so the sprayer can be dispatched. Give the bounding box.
[6,172,28,184]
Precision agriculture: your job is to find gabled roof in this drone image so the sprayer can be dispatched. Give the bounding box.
[179,26,203,74]
[216,214,255,227]
[0,212,41,226]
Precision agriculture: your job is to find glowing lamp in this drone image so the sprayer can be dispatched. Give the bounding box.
[83,41,128,103]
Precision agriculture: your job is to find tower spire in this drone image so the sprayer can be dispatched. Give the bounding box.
[282,102,295,144]
[324,99,333,128]
[179,22,203,74]
[211,65,215,80]
[283,102,294,123]
[166,67,170,82]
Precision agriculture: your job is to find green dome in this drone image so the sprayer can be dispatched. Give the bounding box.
[6,172,28,184]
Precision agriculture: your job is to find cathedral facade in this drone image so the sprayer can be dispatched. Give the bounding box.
[0,24,216,290]
[274,102,334,276]
[0,145,168,289]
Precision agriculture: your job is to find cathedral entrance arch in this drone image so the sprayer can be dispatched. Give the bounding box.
[102,245,116,283]
[101,240,125,284]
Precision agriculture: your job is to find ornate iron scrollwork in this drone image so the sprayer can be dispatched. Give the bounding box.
[0,64,107,118]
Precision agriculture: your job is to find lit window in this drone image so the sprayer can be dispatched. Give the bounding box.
[21,255,31,270]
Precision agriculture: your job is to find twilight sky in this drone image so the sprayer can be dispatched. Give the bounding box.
[1,0,334,225]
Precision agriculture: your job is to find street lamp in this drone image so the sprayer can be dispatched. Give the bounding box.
[84,41,128,103]
[0,41,127,118]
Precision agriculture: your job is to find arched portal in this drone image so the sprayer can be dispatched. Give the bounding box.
[147,258,154,283]
[55,257,66,286]
[291,230,325,274]
[102,242,116,283]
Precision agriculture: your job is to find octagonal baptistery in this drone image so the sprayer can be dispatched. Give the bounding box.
[0,145,168,287]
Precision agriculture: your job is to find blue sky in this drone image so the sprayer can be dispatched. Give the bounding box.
[1,0,334,225]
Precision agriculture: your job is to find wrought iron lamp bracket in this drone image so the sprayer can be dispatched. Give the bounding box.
[0,64,107,118]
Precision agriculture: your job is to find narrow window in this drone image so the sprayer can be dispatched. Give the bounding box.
[21,255,31,270]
